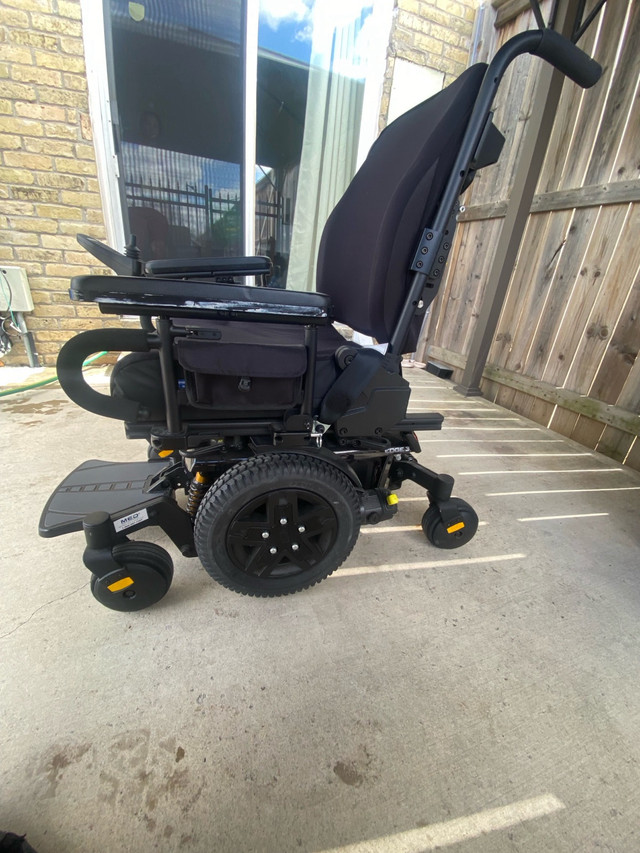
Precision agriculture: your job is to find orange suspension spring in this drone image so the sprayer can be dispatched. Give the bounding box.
[186,471,209,517]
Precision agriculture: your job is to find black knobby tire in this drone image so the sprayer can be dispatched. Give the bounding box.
[422,498,478,549]
[90,541,174,611]
[194,454,361,596]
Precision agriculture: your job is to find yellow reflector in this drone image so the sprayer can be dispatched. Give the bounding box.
[158,449,174,458]
[447,521,465,534]
[108,577,135,592]
[387,493,399,506]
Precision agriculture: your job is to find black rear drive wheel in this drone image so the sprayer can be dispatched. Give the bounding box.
[194,454,361,596]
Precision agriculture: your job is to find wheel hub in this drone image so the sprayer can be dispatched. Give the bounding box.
[226,488,338,578]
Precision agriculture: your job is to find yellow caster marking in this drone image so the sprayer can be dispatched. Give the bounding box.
[107,576,134,592]
[447,521,465,534]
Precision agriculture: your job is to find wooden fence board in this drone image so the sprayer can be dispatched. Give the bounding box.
[541,204,630,388]
[523,206,599,379]
[558,0,631,191]
[503,208,574,374]
[596,426,636,463]
[588,262,640,404]
[564,204,640,394]
[548,407,579,439]
[584,1,640,185]
[570,415,605,449]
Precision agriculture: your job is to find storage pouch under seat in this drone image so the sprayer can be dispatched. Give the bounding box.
[175,337,307,409]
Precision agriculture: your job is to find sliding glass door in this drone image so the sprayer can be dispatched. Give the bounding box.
[93,0,390,287]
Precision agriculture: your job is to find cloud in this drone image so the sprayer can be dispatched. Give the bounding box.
[260,0,312,31]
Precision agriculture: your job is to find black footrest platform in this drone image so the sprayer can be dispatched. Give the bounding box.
[39,459,171,538]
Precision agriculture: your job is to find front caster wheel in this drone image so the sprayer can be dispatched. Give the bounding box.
[90,541,174,611]
[194,454,361,596]
[422,498,478,549]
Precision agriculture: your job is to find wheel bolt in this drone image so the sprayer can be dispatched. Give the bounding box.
[269,547,277,555]
[291,544,299,551]
[298,526,305,533]
[262,531,269,539]
[280,518,287,525]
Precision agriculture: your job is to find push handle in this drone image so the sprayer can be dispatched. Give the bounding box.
[531,28,602,88]
[57,328,151,421]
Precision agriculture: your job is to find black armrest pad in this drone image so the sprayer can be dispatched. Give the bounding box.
[145,255,272,278]
[70,275,333,324]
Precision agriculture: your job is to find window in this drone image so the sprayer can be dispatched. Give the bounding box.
[83,0,392,288]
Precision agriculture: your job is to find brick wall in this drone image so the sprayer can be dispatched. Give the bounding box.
[0,0,110,367]
[380,0,479,127]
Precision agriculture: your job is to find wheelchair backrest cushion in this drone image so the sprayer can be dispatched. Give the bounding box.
[316,63,487,343]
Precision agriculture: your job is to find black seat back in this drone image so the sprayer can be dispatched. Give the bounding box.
[316,63,487,344]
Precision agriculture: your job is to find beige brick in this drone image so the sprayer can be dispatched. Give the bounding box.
[73,142,96,161]
[59,36,84,55]
[44,123,78,140]
[13,246,64,262]
[12,63,62,86]
[24,137,75,157]
[3,230,40,246]
[10,30,57,51]
[37,86,87,109]
[80,113,92,141]
[86,178,100,194]
[0,62,9,78]
[30,13,82,36]
[0,245,15,260]
[34,49,85,73]
[2,200,34,215]
[398,0,421,12]
[45,263,86,277]
[64,249,95,264]
[0,133,22,150]
[32,303,75,317]
[36,277,69,291]
[57,0,83,20]
[35,203,82,220]
[446,45,470,66]
[1,80,37,101]
[0,166,35,185]
[15,102,66,121]
[0,7,30,27]
[429,23,468,48]
[9,216,58,233]
[0,116,44,136]
[35,172,84,189]
[41,235,75,249]
[54,157,97,176]
[2,0,53,11]
[0,43,33,65]
[58,220,104,237]
[60,190,101,208]
[62,72,86,92]
[12,186,58,202]
[14,261,43,274]
[86,208,105,224]
[63,317,106,330]
[0,101,12,115]
[50,288,74,300]
[30,289,53,304]
[4,151,53,171]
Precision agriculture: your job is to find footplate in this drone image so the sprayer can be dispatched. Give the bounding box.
[38,459,195,558]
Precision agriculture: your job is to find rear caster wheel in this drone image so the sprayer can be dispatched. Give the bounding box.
[422,498,478,549]
[90,541,173,611]
[194,454,361,596]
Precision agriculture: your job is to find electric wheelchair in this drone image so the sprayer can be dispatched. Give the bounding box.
[39,20,602,611]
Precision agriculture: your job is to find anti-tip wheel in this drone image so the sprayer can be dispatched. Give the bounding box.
[422,498,478,549]
[90,541,174,611]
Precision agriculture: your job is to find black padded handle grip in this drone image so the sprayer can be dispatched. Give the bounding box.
[531,29,602,88]
[57,329,151,421]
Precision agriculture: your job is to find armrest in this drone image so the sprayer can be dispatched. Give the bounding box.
[145,255,272,279]
[69,275,333,325]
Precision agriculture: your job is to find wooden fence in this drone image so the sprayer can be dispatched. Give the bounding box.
[420,0,640,470]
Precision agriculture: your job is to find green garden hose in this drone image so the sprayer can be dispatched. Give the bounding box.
[0,351,108,398]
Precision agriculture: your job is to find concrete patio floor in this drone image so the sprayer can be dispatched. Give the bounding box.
[1,368,639,852]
